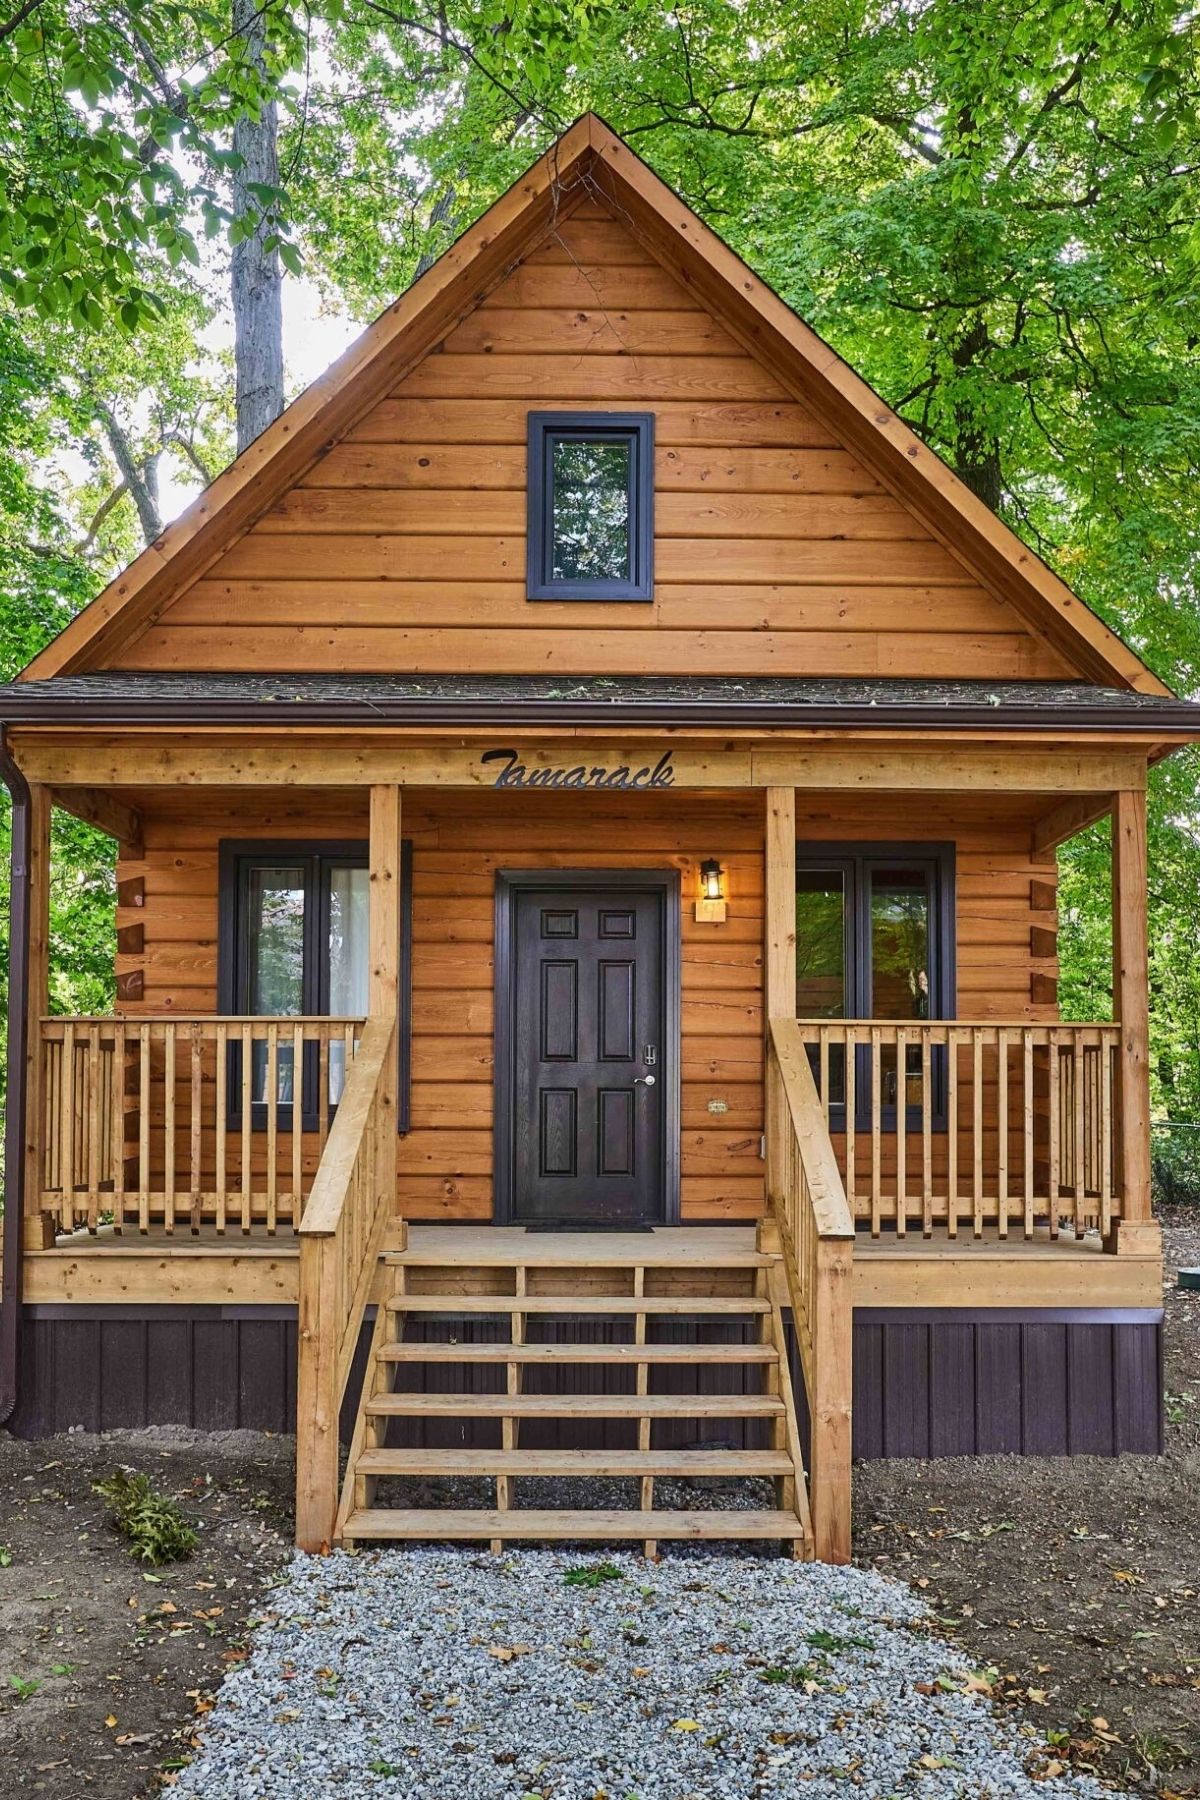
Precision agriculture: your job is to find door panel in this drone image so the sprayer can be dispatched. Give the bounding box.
[510,884,666,1224]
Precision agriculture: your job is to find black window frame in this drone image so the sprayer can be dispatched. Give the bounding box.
[795,841,955,1133]
[526,410,654,602]
[217,837,413,1134]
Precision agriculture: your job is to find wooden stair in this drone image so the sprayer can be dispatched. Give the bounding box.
[335,1232,813,1557]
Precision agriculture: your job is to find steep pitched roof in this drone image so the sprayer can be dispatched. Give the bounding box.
[21,114,1169,695]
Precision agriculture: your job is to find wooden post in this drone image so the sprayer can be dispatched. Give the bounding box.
[810,1237,854,1563]
[369,785,401,1241]
[763,787,796,1241]
[23,786,53,1251]
[295,1232,339,1552]
[1110,786,1155,1251]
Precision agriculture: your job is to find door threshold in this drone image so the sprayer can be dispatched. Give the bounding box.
[523,1223,657,1234]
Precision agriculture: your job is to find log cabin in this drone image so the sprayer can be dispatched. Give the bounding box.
[2,114,1198,1563]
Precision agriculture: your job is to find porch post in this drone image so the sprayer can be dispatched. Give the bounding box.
[23,785,52,1250]
[1111,786,1154,1247]
[763,787,797,1237]
[368,784,401,1230]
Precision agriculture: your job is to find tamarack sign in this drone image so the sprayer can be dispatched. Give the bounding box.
[481,747,675,791]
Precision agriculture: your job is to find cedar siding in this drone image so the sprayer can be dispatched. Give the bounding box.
[115,787,1056,1226]
[106,203,1071,681]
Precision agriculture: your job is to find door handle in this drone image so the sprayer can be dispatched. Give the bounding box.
[634,1074,656,1087]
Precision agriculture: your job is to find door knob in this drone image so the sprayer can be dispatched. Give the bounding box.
[634,1074,656,1087]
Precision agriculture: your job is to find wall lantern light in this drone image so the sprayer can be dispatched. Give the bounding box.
[695,857,727,924]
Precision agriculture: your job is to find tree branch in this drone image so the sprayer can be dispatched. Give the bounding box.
[0,0,43,46]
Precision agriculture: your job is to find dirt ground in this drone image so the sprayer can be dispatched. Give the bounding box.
[856,1206,1200,1797]
[0,1214,1195,1798]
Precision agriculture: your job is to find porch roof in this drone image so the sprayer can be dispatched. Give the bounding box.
[1,672,1199,734]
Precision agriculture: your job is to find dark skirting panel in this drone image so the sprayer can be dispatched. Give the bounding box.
[6,1304,1163,1460]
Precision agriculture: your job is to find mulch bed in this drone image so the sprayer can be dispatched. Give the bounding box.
[0,1211,1195,1797]
[856,1206,1200,1797]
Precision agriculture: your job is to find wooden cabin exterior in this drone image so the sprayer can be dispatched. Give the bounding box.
[2,116,1197,1563]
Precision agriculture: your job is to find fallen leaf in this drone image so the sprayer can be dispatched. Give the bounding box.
[670,1719,701,1732]
[116,1733,152,1747]
[104,1715,118,1729]
[486,1644,533,1662]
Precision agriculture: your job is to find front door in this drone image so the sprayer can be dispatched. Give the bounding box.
[498,876,675,1226]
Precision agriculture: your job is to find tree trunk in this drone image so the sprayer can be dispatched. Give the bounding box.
[231,0,284,454]
[951,316,1003,512]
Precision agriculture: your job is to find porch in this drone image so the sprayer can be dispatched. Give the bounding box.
[8,751,1159,1562]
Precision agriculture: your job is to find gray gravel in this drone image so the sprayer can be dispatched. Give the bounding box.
[174,1547,1112,1799]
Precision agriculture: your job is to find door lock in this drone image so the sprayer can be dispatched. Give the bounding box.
[634,1074,657,1087]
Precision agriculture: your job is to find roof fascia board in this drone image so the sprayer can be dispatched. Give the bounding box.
[21,120,600,682]
[584,124,1168,697]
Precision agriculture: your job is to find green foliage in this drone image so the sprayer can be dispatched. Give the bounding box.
[563,1561,624,1587]
[93,1468,198,1564]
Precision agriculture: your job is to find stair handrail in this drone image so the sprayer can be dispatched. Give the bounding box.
[767,1017,854,1563]
[295,1012,398,1552]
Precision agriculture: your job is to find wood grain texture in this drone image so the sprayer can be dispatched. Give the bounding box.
[108,209,1071,681]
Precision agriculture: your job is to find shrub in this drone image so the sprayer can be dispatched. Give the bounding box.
[93,1468,198,1564]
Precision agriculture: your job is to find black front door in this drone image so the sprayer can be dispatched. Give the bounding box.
[503,880,670,1226]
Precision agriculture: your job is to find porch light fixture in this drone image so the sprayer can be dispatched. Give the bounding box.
[695,857,727,924]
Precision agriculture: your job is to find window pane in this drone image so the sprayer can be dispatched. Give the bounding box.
[870,866,931,1111]
[328,865,369,1103]
[551,438,631,582]
[246,866,305,1105]
[796,869,846,1106]
[796,871,846,1018]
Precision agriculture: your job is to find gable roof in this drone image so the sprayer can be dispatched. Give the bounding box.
[21,113,1169,696]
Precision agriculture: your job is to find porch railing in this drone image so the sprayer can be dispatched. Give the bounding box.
[797,1019,1122,1240]
[37,1015,366,1235]
[766,1019,854,1564]
[296,1013,398,1552]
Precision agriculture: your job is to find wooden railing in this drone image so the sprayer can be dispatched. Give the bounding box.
[796,1020,1121,1240]
[766,1019,855,1564]
[36,1015,365,1235]
[295,1014,399,1553]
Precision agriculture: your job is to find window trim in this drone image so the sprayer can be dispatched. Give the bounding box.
[526,410,654,602]
[217,837,413,1134]
[795,840,955,1132]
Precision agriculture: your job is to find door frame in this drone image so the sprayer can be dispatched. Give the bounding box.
[493,868,681,1227]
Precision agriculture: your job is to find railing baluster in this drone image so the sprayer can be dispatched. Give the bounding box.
[1022,1028,1034,1238]
[1072,1032,1086,1239]
[60,1022,76,1230]
[870,1025,881,1238]
[894,1025,906,1238]
[972,1030,983,1237]
[292,1020,304,1231]
[844,1025,857,1217]
[215,1023,227,1235]
[996,1028,1008,1241]
[1048,1029,1061,1239]
[190,1020,203,1234]
[947,1027,958,1239]
[266,1024,279,1235]
[86,1023,101,1232]
[163,1023,176,1235]
[921,1025,932,1239]
[138,1025,150,1235]
[240,1022,253,1234]
[1100,1030,1114,1240]
[111,1021,126,1231]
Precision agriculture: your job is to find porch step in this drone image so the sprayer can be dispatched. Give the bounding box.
[336,1238,812,1559]
[355,1448,793,1477]
[378,1341,779,1364]
[341,1508,809,1544]
[386,1294,771,1315]
[365,1392,784,1419]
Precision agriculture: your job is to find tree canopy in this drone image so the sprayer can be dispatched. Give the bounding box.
[2,0,1200,1127]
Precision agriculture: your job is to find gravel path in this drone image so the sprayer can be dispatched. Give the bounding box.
[172,1547,1114,1799]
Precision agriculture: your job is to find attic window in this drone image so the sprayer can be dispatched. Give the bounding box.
[526,412,654,601]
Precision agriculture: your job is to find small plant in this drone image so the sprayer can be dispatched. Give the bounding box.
[761,1662,823,1687]
[93,1468,198,1565]
[368,1760,403,1777]
[0,1547,12,1568]
[806,1627,874,1654]
[563,1562,623,1589]
[7,1674,41,1702]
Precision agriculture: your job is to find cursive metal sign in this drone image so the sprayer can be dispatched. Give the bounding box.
[481,748,675,791]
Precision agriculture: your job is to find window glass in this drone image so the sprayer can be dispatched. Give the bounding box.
[795,871,846,1018]
[551,438,631,582]
[246,866,305,1105]
[328,864,369,1103]
[869,867,931,1020]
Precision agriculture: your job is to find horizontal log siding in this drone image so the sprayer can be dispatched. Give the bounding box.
[114,787,1056,1227]
[109,202,1070,680]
